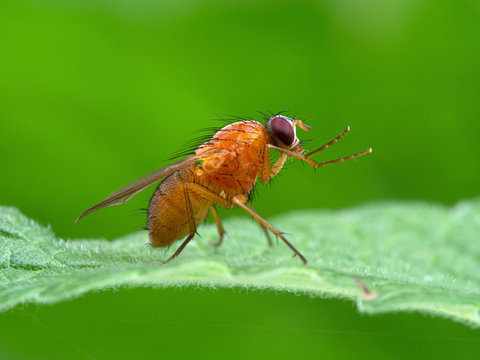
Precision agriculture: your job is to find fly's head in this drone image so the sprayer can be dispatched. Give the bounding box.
[266,115,311,152]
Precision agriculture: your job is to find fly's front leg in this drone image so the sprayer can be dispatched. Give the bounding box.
[258,148,288,183]
[262,126,371,171]
[232,195,307,265]
[265,144,372,169]
[185,182,233,248]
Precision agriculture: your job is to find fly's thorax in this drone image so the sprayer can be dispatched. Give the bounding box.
[201,150,237,173]
[196,121,267,152]
[192,121,268,197]
[195,120,268,175]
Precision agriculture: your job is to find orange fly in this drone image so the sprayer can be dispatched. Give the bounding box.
[76,114,372,265]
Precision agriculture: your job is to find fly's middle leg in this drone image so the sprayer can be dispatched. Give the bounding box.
[232,195,307,265]
[209,205,225,247]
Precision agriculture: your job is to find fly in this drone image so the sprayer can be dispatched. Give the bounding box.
[76,114,372,265]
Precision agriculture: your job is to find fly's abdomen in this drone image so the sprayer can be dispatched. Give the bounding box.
[147,168,211,247]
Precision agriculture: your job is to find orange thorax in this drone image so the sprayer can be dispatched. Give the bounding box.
[195,121,268,199]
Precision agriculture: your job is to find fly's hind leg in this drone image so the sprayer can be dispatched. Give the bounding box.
[209,205,225,247]
[164,182,232,263]
[162,186,198,264]
[232,195,307,265]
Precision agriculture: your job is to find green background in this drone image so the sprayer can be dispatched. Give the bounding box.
[1,0,479,358]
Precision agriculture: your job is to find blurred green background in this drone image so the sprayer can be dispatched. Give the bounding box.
[1,0,480,358]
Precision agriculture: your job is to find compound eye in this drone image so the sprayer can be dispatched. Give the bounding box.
[271,117,295,145]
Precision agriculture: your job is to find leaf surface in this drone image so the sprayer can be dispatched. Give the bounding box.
[1,199,480,327]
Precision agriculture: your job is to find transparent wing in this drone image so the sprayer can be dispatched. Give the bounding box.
[76,150,224,222]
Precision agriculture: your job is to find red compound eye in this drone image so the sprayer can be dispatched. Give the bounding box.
[270,117,295,145]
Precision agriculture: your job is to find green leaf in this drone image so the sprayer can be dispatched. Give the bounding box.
[1,199,480,327]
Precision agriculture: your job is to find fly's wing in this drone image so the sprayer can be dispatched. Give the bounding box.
[76,150,225,222]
